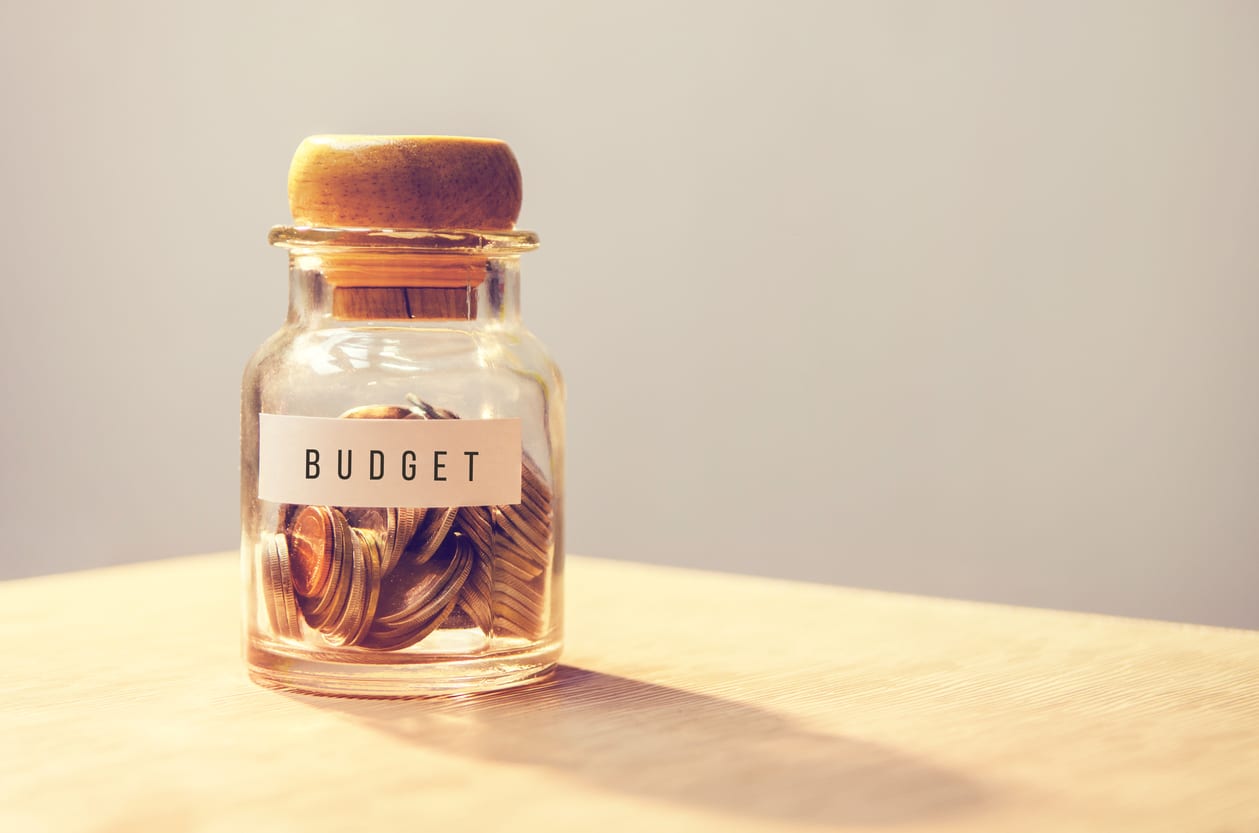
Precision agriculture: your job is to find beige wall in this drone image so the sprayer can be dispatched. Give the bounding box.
[2,1,1256,627]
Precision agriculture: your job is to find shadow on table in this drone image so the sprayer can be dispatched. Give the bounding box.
[285,665,986,827]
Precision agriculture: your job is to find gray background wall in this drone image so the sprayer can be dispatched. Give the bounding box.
[2,1,1256,628]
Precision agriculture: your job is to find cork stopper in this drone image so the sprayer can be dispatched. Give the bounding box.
[288,135,522,230]
[285,135,525,320]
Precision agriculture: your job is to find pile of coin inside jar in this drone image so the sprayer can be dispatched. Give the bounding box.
[258,396,554,650]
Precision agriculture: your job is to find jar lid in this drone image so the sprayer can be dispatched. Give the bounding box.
[287,135,522,231]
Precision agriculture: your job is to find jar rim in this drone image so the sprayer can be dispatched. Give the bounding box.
[268,225,540,254]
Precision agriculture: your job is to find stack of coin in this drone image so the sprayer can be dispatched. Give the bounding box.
[457,530,495,633]
[277,504,377,647]
[360,534,473,650]
[452,505,495,632]
[261,395,556,649]
[490,455,554,638]
[260,532,302,639]
[407,506,458,564]
[410,393,556,638]
[345,507,424,576]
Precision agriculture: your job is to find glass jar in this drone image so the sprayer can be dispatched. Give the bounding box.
[240,226,564,696]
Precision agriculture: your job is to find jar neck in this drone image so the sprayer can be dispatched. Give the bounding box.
[287,252,523,326]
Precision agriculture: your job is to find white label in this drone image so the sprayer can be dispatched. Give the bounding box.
[258,414,522,508]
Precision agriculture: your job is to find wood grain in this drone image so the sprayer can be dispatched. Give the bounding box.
[2,553,1257,833]
[288,135,522,230]
[331,286,477,320]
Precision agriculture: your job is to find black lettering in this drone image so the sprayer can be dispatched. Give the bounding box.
[370,450,385,480]
[464,450,479,481]
[433,450,447,481]
[402,450,417,481]
[305,449,320,479]
[337,449,353,480]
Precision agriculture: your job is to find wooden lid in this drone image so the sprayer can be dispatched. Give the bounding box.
[288,135,522,230]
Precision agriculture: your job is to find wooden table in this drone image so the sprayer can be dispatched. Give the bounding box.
[2,553,1257,832]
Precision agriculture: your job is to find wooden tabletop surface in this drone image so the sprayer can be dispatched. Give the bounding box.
[2,552,1257,832]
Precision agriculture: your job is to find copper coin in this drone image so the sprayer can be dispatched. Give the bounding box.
[289,505,334,598]
[300,508,351,628]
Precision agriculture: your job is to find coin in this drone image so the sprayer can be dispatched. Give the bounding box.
[492,533,546,579]
[300,507,352,630]
[269,395,560,652]
[494,552,545,582]
[362,536,473,650]
[499,503,551,555]
[493,573,546,612]
[510,497,553,540]
[259,536,283,634]
[404,393,458,421]
[347,527,384,646]
[494,506,550,567]
[338,404,417,420]
[455,505,494,557]
[326,524,369,645]
[387,507,423,574]
[493,603,543,639]
[345,506,420,578]
[290,505,336,598]
[345,507,386,531]
[521,456,553,506]
[262,533,302,638]
[274,533,304,637]
[373,537,470,629]
[361,594,460,652]
[408,505,457,565]
[456,532,494,633]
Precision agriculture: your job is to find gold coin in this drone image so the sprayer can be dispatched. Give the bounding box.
[493,572,546,611]
[521,456,553,506]
[499,503,551,555]
[272,533,304,637]
[387,507,423,575]
[456,533,494,633]
[259,536,283,634]
[360,594,461,652]
[262,533,302,638]
[320,395,559,648]
[511,498,553,541]
[494,507,549,566]
[396,507,424,542]
[493,553,545,582]
[455,506,494,557]
[408,505,457,564]
[338,404,416,420]
[492,540,546,580]
[363,536,473,650]
[373,539,470,628]
[348,527,384,646]
[327,526,369,645]
[491,562,547,639]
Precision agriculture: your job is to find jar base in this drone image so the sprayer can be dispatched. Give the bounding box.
[246,638,562,698]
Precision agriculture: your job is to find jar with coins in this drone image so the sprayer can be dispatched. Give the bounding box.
[240,136,564,696]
